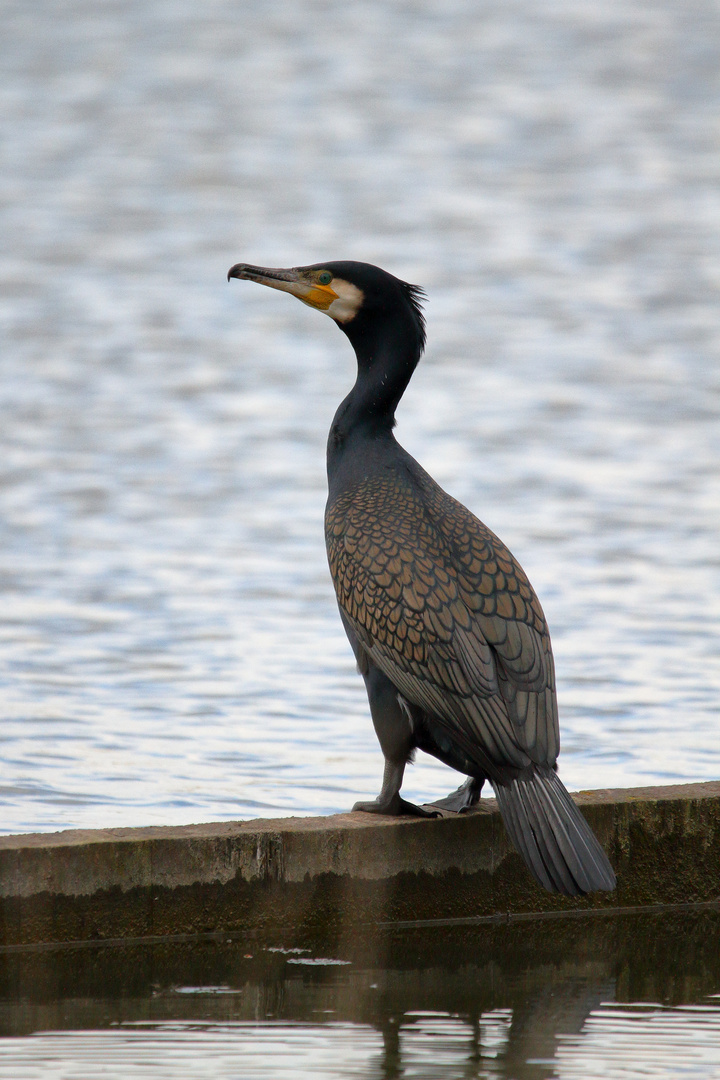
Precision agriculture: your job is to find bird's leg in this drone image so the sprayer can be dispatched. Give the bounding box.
[351,658,438,818]
[427,776,484,813]
[353,757,431,817]
[354,757,438,817]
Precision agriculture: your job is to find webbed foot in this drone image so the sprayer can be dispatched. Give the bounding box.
[426,777,484,814]
[352,795,439,818]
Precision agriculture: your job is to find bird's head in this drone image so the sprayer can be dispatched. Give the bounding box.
[227,260,426,355]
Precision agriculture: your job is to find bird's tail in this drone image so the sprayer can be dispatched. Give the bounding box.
[492,767,616,896]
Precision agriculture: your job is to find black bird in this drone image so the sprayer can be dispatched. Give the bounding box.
[228,259,616,896]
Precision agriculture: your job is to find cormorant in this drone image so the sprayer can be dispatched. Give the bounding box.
[228,259,616,897]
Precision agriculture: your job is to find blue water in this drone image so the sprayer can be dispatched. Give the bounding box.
[0,0,719,836]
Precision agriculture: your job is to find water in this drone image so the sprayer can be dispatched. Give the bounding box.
[2,909,720,1077]
[1,0,719,834]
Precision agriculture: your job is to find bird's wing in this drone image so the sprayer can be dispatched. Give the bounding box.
[426,471,559,766]
[326,469,559,770]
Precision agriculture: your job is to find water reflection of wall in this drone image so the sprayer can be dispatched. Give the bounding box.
[1,910,720,1076]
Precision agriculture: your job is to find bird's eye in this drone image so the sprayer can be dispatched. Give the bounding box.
[318,270,333,285]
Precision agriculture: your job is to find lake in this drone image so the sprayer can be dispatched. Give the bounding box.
[2,0,719,834]
[3,0,720,1074]
[2,907,720,1078]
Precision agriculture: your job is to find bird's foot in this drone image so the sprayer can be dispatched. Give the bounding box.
[426,777,484,814]
[352,795,439,818]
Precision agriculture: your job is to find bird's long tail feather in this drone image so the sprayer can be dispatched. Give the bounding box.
[492,767,616,896]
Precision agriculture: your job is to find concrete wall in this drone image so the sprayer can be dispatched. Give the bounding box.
[1,782,719,947]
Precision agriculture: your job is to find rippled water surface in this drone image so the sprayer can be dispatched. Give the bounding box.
[1,0,719,832]
[3,909,720,1078]
[5,1014,720,1080]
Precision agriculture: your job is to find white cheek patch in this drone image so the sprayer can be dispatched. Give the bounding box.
[325,279,364,323]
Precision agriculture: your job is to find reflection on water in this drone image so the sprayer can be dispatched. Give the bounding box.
[1,0,720,833]
[557,1003,720,1079]
[2,909,720,1077]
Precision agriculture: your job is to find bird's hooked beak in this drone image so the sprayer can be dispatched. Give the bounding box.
[227,263,339,312]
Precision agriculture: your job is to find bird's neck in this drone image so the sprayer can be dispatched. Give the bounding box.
[327,313,422,467]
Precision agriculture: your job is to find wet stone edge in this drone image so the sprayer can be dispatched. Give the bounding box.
[0,782,719,947]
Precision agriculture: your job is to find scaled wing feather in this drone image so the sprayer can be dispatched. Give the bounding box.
[326,463,559,770]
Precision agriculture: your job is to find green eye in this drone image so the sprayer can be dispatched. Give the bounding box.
[318,270,333,285]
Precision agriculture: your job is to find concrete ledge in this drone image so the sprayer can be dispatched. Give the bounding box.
[1,781,719,947]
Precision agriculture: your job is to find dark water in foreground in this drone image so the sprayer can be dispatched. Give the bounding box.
[2,908,720,1078]
[3,0,720,1074]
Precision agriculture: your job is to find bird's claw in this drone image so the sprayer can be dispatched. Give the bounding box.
[352,796,439,818]
[425,777,484,814]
